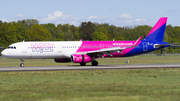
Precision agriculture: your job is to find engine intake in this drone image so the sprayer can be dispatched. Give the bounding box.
[71,54,92,63]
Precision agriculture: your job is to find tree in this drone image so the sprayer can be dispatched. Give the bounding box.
[65,29,74,41]
[92,27,108,41]
[0,20,2,26]
[24,19,39,29]
[115,36,125,40]
[92,32,108,41]
[41,23,58,41]
[79,22,95,40]
[57,24,62,30]
[26,24,51,41]
[56,32,65,41]
[107,25,117,38]
[12,21,26,41]
[0,22,17,47]
[74,27,80,41]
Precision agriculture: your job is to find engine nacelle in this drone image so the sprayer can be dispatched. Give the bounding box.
[54,58,71,63]
[71,54,92,63]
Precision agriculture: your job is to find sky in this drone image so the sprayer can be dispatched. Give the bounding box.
[0,0,180,27]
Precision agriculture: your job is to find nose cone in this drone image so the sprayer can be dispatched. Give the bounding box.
[1,50,8,57]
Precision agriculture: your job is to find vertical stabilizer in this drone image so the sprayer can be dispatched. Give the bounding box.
[143,17,167,42]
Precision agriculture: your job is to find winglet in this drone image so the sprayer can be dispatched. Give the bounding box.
[133,36,142,46]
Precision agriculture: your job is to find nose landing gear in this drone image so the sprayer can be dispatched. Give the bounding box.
[20,59,24,67]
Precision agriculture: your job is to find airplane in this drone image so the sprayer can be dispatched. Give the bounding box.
[1,17,171,67]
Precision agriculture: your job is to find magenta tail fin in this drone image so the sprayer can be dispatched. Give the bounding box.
[143,17,167,42]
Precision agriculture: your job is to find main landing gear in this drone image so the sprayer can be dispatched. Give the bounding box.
[80,61,98,66]
[20,59,24,67]
[79,56,98,66]
[92,56,98,66]
[92,61,98,66]
[80,63,86,66]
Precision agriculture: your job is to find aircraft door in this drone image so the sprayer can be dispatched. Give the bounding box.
[21,42,27,53]
[100,44,104,49]
[57,46,62,53]
[143,42,148,51]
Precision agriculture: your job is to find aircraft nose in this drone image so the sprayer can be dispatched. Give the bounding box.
[1,50,8,57]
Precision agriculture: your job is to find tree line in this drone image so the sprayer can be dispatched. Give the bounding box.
[0,19,180,54]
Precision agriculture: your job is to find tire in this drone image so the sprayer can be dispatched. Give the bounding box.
[80,63,86,66]
[20,63,24,67]
[92,61,98,66]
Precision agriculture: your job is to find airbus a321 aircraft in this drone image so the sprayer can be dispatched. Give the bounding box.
[1,17,170,67]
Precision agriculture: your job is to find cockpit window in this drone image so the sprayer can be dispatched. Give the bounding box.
[7,46,16,49]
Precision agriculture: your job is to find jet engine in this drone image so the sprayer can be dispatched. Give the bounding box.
[71,54,92,63]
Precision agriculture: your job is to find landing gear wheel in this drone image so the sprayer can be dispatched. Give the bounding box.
[20,63,24,67]
[20,59,25,67]
[80,63,86,66]
[92,61,98,66]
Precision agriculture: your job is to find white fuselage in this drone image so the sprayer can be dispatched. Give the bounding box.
[1,41,82,59]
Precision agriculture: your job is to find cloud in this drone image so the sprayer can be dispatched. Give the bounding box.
[0,11,156,27]
[16,14,24,17]
[119,13,134,19]
[135,18,147,23]
[115,13,155,26]
[0,18,7,22]
[88,16,108,20]
[0,14,25,22]
[46,11,63,20]
[39,11,79,25]
[88,16,98,19]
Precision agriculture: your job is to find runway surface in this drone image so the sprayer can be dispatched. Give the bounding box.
[1,63,180,72]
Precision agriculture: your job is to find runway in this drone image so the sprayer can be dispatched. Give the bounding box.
[1,63,180,72]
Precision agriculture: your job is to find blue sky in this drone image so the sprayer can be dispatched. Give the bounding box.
[1,0,180,27]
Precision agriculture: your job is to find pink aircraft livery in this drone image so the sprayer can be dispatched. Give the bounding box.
[1,17,170,67]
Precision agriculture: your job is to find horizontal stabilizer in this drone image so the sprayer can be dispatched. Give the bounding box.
[169,45,180,47]
[154,44,170,48]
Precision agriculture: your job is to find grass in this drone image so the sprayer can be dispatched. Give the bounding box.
[1,55,180,101]
[1,55,180,67]
[0,69,180,101]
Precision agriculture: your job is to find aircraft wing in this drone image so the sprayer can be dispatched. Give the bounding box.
[74,36,142,57]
